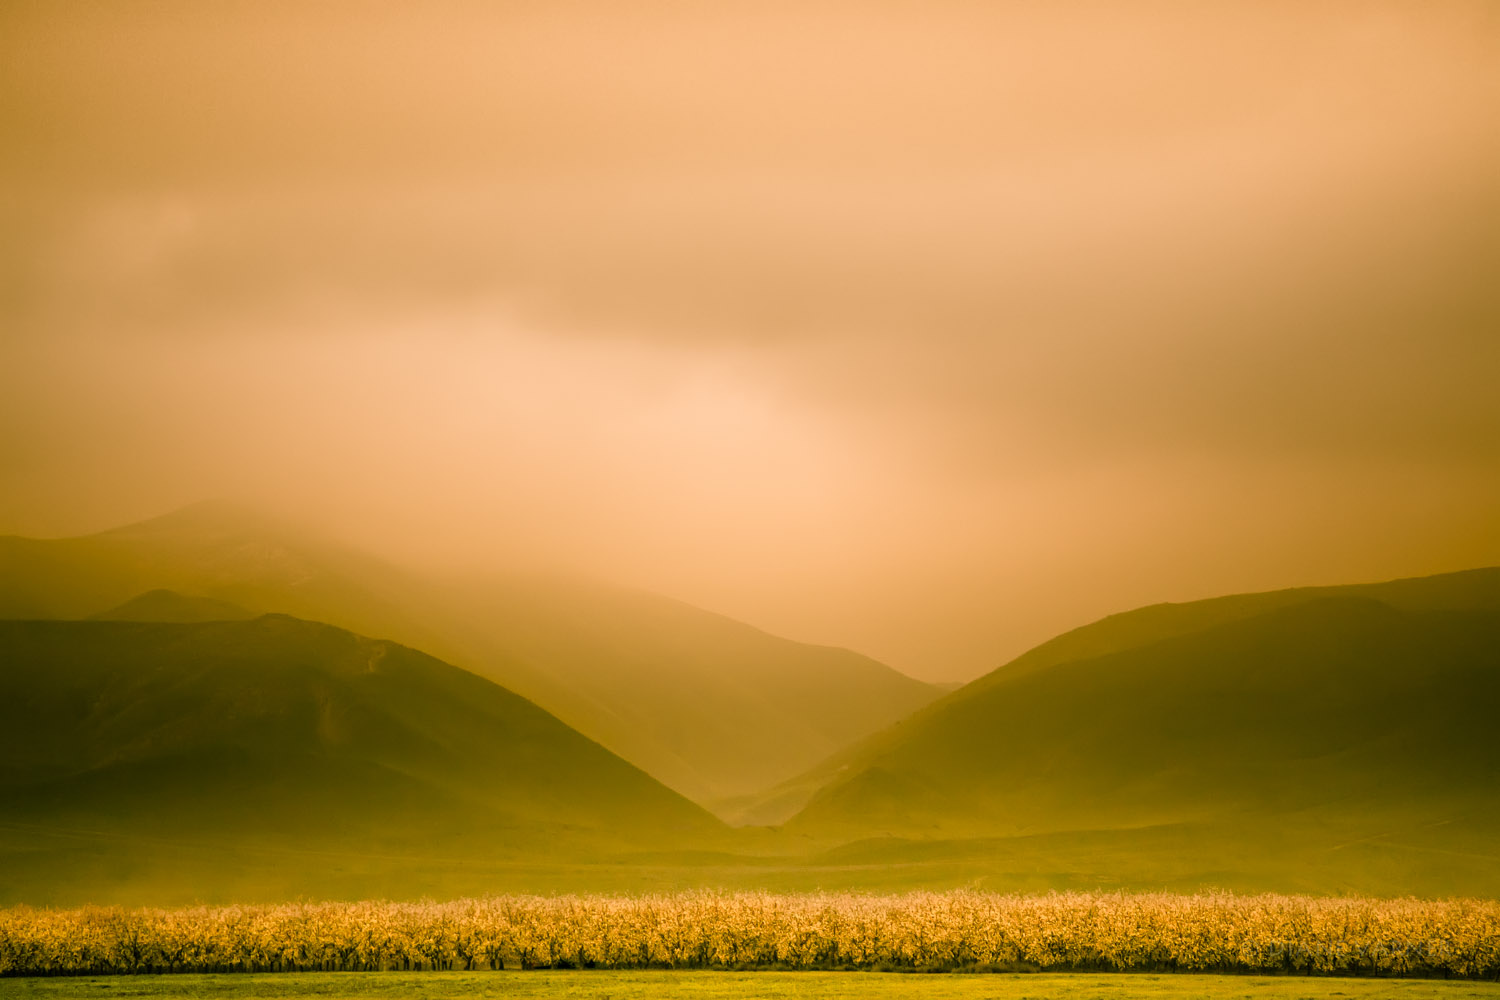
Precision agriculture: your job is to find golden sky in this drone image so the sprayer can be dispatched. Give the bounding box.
[3,1,1498,680]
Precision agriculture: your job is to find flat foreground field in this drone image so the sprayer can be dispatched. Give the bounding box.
[3,973,1500,1000]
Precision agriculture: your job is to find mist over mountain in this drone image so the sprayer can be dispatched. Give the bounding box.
[5,3,1497,685]
[0,501,942,805]
[1,0,1496,923]
[0,615,723,904]
[2,546,1497,901]
[88,588,256,623]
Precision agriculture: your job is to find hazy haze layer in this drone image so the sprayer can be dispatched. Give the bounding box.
[3,2,1497,680]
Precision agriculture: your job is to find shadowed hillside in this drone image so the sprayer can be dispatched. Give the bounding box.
[0,616,723,904]
[0,502,941,804]
[968,566,1500,689]
[733,568,1500,827]
[773,586,1500,894]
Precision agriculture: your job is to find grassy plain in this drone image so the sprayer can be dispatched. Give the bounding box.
[4,972,1500,1000]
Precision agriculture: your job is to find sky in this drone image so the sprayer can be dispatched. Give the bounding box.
[2,1,1498,681]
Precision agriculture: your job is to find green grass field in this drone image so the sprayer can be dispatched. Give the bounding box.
[3,972,1500,1000]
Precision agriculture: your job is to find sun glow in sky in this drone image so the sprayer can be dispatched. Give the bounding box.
[3,1,1498,680]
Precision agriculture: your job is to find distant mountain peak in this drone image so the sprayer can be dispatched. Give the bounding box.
[97,498,305,543]
[2,502,946,806]
[89,589,256,623]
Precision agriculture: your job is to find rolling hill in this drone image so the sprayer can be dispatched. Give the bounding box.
[790,594,1500,832]
[88,588,256,622]
[961,565,1500,690]
[0,501,942,804]
[9,509,1494,897]
[769,571,1500,894]
[0,615,724,904]
[738,567,1500,826]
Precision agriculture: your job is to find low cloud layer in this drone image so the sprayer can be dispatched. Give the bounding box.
[3,2,1497,679]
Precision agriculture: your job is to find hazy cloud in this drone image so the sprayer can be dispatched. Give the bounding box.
[3,1,1498,678]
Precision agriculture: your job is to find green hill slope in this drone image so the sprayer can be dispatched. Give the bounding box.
[736,567,1500,828]
[792,596,1499,832]
[0,502,941,803]
[0,616,723,904]
[968,565,1500,689]
[426,576,940,805]
[772,572,1500,894]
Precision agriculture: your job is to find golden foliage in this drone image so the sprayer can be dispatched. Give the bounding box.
[2,892,1497,977]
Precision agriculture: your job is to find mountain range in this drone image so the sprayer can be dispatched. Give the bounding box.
[0,613,727,903]
[0,501,942,803]
[2,502,1496,903]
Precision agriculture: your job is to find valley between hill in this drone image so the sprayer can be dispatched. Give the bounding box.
[2,506,1497,904]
